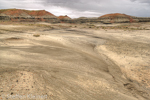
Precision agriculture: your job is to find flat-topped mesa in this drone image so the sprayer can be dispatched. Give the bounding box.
[58,15,73,23]
[0,9,60,23]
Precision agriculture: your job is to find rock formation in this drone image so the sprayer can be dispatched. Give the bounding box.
[98,13,150,23]
[73,17,100,24]
[74,14,150,23]
[0,9,60,23]
[131,16,150,22]
[98,13,134,23]
[0,9,150,23]
[0,13,10,21]
[24,10,60,23]
[58,15,73,23]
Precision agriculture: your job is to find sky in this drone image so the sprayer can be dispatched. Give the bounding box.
[0,0,150,18]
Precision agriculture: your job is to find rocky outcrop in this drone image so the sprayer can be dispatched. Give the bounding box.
[73,17,101,23]
[131,16,150,22]
[0,13,10,21]
[1,9,150,24]
[98,13,150,23]
[0,9,60,23]
[24,10,60,23]
[98,13,134,23]
[58,15,73,23]
[74,14,150,24]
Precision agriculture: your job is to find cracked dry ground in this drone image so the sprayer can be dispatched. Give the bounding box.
[0,23,150,100]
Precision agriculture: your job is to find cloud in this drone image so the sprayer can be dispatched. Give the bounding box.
[130,0,150,4]
[41,0,150,17]
[43,0,112,11]
[0,0,150,18]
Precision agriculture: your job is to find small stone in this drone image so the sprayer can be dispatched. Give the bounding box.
[11,92,13,95]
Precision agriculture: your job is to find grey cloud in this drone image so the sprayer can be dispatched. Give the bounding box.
[42,0,128,14]
[130,0,150,3]
[42,0,122,14]
[0,0,150,18]
[43,0,110,10]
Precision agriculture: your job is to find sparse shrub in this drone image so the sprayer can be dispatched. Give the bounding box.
[102,26,105,29]
[28,24,34,26]
[33,34,40,37]
[90,24,95,26]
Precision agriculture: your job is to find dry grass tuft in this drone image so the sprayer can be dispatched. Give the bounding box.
[33,34,40,37]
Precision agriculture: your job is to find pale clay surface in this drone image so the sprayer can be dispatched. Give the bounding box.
[0,22,150,100]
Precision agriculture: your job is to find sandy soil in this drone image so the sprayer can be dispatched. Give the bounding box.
[0,22,150,100]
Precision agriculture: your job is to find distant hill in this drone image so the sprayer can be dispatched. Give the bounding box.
[98,13,134,23]
[58,15,73,23]
[58,15,71,20]
[0,9,57,18]
[0,9,59,23]
[0,9,150,23]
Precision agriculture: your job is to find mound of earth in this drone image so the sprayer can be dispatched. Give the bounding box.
[99,13,134,23]
[0,9,30,18]
[58,15,72,23]
[58,15,71,20]
[0,9,57,18]
[0,9,59,22]
[24,10,56,18]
